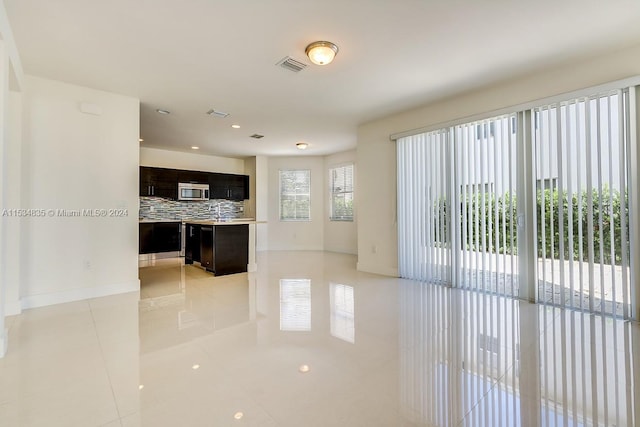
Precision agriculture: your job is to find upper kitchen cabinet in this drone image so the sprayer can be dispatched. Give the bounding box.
[178,170,209,184]
[140,166,249,201]
[209,173,249,201]
[140,167,178,198]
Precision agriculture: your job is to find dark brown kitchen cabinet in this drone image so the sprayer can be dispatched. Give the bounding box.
[185,223,248,276]
[140,167,178,198]
[178,170,209,184]
[139,222,181,254]
[184,223,201,263]
[209,173,249,201]
[140,166,249,201]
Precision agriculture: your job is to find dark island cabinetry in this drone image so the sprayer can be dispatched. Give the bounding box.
[185,223,249,276]
[184,223,201,262]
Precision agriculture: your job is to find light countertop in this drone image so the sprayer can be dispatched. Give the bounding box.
[139,218,263,225]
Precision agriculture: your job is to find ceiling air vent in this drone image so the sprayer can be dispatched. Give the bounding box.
[250,134,264,139]
[276,56,307,73]
[206,109,229,118]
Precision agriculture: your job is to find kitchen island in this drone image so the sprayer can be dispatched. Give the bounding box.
[184,220,260,276]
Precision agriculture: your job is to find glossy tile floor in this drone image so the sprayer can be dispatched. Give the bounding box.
[1,251,638,426]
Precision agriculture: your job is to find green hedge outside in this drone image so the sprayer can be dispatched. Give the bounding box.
[434,186,628,265]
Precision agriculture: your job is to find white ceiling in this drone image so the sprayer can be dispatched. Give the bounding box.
[6,0,640,158]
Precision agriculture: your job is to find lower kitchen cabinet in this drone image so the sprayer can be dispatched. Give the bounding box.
[185,223,248,276]
[185,223,201,262]
[139,222,181,254]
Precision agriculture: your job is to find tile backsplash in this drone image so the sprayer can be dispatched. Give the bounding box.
[139,197,244,220]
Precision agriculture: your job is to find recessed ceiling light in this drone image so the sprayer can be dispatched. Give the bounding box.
[231,124,241,129]
[191,146,200,150]
[156,109,170,115]
[192,364,200,370]
[139,138,144,142]
[296,142,309,150]
[298,364,310,373]
[233,412,244,420]
[139,384,144,390]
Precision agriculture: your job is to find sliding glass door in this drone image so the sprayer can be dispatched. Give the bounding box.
[397,85,635,318]
[455,115,519,296]
[398,130,451,284]
[533,91,631,317]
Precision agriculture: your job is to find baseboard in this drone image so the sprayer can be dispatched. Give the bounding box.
[20,280,140,311]
[356,262,399,277]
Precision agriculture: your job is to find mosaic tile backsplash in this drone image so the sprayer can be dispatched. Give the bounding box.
[139,197,245,220]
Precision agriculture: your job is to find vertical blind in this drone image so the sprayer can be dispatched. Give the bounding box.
[455,116,519,296]
[397,87,634,318]
[534,90,630,317]
[398,130,451,284]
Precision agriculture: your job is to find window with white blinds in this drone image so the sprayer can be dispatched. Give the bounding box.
[280,170,311,221]
[330,164,354,221]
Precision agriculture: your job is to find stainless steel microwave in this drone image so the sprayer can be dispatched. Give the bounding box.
[178,183,209,201]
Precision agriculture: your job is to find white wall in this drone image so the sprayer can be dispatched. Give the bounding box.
[244,157,256,218]
[267,156,324,251]
[255,156,269,251]
[357,43,640,277]
[140,146,245,174]
[324,150,357,255]
[20,76,140,308]
[4,90,22,315]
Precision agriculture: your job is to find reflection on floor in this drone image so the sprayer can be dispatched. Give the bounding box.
[0,251,638,426]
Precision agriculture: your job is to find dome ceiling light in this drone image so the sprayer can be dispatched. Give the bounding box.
[305,41,339,65]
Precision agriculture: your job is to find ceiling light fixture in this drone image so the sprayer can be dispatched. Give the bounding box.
[298,364,311,373]
[231,124,241,129]
[296,142,308,150]
[305,41,339,65]
[156,109,170,115]
[191,146,200,150]
[139,138,144,142]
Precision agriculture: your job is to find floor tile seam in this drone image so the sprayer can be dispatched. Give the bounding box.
[88,303,126,420]
[456,356,517,422]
